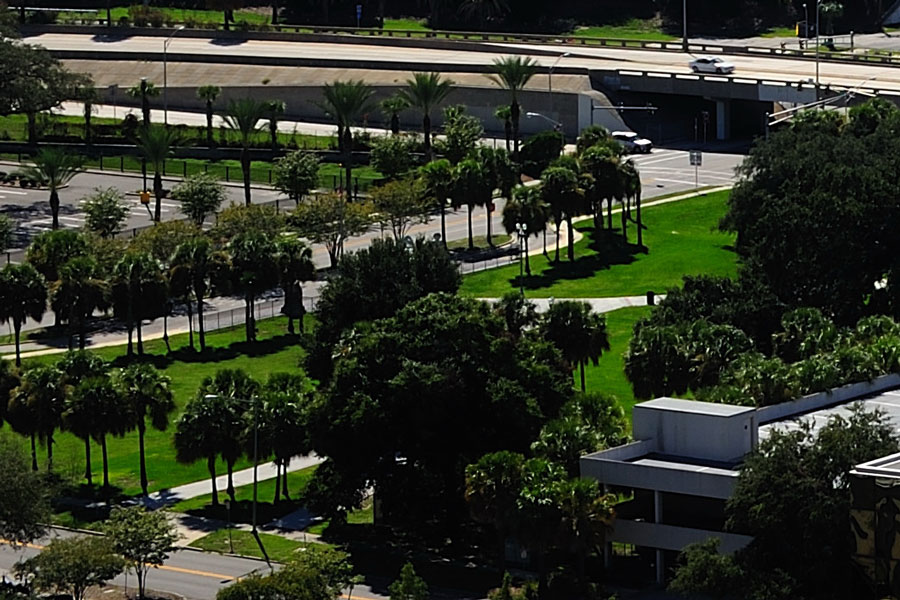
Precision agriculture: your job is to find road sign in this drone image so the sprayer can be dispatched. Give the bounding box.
[689,150,702,166]
[139,191,151,205]
[356,4,362,26]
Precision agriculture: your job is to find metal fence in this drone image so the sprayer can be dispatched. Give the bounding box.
[194,295,319,336]
[455,250,522,275]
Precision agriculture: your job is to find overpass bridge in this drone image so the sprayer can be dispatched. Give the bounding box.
[23,29,900,141]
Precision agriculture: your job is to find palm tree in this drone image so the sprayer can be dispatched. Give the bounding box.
[50,256,108,350]
[486,57,538,158]
[458,0,510,29]
[0,360,20,430]
[494,105,512,152]
[619,159,643,247]
[57,350,107,486]
[319,80,376,200]
[0,263,47,366]
[115,364,175,496]
[228,232,279,343]
[476,146,517,247]
[453,158,492,250]
[501,186,548,276]
[112,252,166,357]
[170,237,226,352]
[175,394,228,506]
[579,145,620,232]
[196,85,221,148]
[419,159,453,248]
[255,390,309,502]
[274,237,315,335]
[10,365,66,472]
[79,85,99,145]
[74,376,133,489]
[17,149,83,230]
[399,72,455,161]
[540,166,583,262]
[5,380,41,470]
[223,98,268,206]
[540,301,610,392]
[465,451,525,572]
[380,94,408,136]
[196,369,260,502]
[126,80,160,129]
[266,100,286,152]
[554,478,615,590]
[137,126,178,222]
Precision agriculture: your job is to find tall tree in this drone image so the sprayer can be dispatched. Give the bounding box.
[79,377,132,488]
[274,237,315,335]
[223,98,268,205]
[291,193,372,268]
[137,126,178,222]
[370,178,431,241]
[494,105,512,152]
[0,437,49,545]
[10,365,66,471]
[170,236,227,352]
[398,72,454,161]
[256,389,310,502]
[58,350,107,486]
[501,185,548,276]
[228,232,279,343]
[78,85,98,146]
[126,79,159,128]
[273,150,321,206]
[319,80,375,199]
[620,159,644,247]
[50,256,108,350]
[486,56,537,158]
[25,229,88,287]
[196,85,221,148]
[465,451,525,571]
[266,100,285,151]
[0,263,47,366]
[380,94,408,136]
[540,166,583,262]
[112,252,166,356]
[435,105,484,166]
[458,0,510,28]
[453,158,492,250]
[115,364,175,496]
[104,507,178,600]
[17,148,83,230]
[418,159,453,247]
[81,187,128,238]
[388,563,428,600]
[171,173,227,227]
[540,300,610,391]
[14,536,124,600]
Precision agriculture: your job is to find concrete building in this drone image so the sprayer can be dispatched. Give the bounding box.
[581,373,900,584]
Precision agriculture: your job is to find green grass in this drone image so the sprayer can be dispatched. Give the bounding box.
[580,306,652,417]
[306,498,374,535]
[189,530,319,563]
[570,19,676,41]
[446,234,512,251]
[170,464,317,524]
[760,26,799,38]
[382,18,431,31]
[5,315,313,498]
[56,6,270,26]
[460,191,737,298]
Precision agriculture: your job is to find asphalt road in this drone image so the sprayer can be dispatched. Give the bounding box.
[24,33,900,93]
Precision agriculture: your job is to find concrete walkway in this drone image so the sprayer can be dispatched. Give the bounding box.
[480,295,661,313]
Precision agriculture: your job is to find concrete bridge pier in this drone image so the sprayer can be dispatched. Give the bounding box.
[715,99,731,141]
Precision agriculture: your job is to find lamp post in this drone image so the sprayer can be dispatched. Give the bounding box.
[815,0,821,99]
[163,25,186,126]
[516,222,527,295]
[525,111,562,132]
[803,3,808,38]
[548,52,570,120]
[682,0,688,52]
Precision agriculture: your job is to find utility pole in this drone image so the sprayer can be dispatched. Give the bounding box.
[682,0,688,52]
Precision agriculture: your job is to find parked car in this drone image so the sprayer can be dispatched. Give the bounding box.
[612,131,653,154]
[689,56,736,74]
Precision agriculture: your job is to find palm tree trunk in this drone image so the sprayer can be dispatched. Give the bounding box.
[566,215,575,261]
[580,361,586,392]
[423,114,432,161]
[226,461,235,502]
[26,112,37,145]
[186,298,194,350]
[196,288,206,351]
[208,456,219,506]
[271,0,278,24]
[273,460,282,503]
[153,170,163,222]
[390,114,400,135]
[281,462,289,499]
[270,121,278,152]
[126,316,134,357]
[79,314,87,350]
[101,434,109,488]
[286,284,295,335]
[136,315,144,355]
[139,421,148,495]
[245,294,253,342]
[621,202,628,243]
[105,0,110,26]
[30,433,38,471]
[206,101,214,148]
[84,102,93,145]
[13,319,21,367]
[440,202,447,248]
[241,148,252,205]
[607,198,613,230]
[511,101,520,158]
[486,201,493,246]
[344,129,354,201]
[298,285,306,333]
[524,236,531,275]
[554,221,561,262]
[636,191,643,248]
[50,190,60,230]
[84,438,92,485]
[47,433,53,472]
[467,205,474,250]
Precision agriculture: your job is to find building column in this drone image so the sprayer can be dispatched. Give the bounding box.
[654,490,664,584]
[716,99,731,141]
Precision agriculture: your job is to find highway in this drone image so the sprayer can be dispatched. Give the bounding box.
[23,33,900,94]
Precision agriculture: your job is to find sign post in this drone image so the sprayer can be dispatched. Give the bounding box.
[356,4,362,27]
[689,150,702,190]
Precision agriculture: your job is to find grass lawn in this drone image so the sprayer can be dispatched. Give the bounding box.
[383,18,431,31]
[171,464,318,524]
[3,315,313,498]
[446,234,512,251]
[580,306,652,418]
[57,6,270,25]
[459,190,737,298]
[570,19,677,41]
[760,26,799,38]
[189,530,319,563]
[306,498,374,535]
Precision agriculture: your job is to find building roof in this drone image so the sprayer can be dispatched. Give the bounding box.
[637,397,756,417]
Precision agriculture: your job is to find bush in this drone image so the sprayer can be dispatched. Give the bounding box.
[117,15,130,26]
[184,16,199,28]
[519,130,565,178]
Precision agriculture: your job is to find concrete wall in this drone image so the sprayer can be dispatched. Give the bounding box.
[610,519,752,554]
[756,373,900,424]
[579,456,739,499]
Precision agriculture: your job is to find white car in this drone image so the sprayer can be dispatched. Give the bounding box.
[612,131,653,154]
[689,56,735,74]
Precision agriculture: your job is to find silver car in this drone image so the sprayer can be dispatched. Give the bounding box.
[689,56,736,74]
[612,131,653,154]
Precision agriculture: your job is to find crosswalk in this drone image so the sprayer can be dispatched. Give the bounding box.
[14,199,183,234]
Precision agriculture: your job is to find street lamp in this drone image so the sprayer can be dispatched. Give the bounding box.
[803,3,808,39]
[515,222,527,295]
[204,393,270,567]
[682,0,688,52]
[526,111,562,131]
[548,52,571,119]
[815,0,822,99]
[163,25,186,126]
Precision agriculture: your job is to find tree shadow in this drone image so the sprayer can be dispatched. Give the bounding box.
[107,332,302,369]
[514,226,643,292]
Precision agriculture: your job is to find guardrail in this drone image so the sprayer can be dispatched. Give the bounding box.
[27,22,900,68]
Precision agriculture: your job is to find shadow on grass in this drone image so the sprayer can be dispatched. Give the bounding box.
[181,498,303,526]
[514,226,643,292]
[108,333,303,369]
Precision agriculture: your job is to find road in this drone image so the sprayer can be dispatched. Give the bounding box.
[24,32,900,94]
